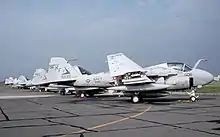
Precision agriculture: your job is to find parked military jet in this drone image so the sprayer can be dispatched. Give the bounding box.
[4,77,14,85]
[27,68,50,91]
[144,59,214,101]
[107,53,214,103]
[11,75,29,89]
[107,53,170,103]
[23,57,113,97]
[48,57,114,97]
[24,59,82,92]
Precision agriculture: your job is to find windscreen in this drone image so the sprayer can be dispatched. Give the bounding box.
[78,66,92,75]
[167,63,192,72]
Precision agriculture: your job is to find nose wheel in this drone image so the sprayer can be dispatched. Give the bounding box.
[190,96,197,102]
[187,89,199,102]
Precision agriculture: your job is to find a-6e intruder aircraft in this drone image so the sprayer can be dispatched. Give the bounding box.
[12,75,30,89]
[4,77,14,86]
[25,57,114,97]
[27,68,50,91]
[25,58,95,92]
[48,57,114,97]
[144,59,213,102]
[107,53,214,103]
[26,60,83,92]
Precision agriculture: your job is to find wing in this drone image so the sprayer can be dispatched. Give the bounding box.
[106,53,170,91]
[107,53,152,84]
[107,53,145,77]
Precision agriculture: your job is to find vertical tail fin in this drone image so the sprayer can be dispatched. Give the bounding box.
[4,78,9,85]
[47,57,81,82]
[17,75,28,85]
[107,53,144,77]
[13,78,19,85]
[31,68,48,85]
[8,77,14,85]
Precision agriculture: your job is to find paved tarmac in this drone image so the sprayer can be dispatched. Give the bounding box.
[0,86,220,137]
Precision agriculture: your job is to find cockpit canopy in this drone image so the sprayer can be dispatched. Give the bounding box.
[78,66,92,75]
[167,62,192,72]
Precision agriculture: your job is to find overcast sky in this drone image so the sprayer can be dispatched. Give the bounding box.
[0,0,219,80]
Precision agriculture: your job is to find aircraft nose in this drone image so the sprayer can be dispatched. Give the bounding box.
[193,69,214,86]
[205,71,214,84]
[201,70,214,85]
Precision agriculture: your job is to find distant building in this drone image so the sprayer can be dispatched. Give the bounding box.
[214,75,220,81]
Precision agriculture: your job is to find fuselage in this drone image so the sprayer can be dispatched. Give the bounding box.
[74,73,113,87]
[148,62,214,91]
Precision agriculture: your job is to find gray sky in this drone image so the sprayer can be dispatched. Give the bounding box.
[0,0,220,80]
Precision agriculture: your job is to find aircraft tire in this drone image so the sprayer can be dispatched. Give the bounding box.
[131,96,140,103]
[190,96,197,102]
[80,93,85,98]
[60,90,65,95]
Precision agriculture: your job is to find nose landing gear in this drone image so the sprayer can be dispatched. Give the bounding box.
[187,89,199,102]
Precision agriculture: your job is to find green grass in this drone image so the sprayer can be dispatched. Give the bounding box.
[197,81,220,93]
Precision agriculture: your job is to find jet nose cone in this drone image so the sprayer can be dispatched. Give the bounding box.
[205,71,214,84]
[193,69,214,86]
[199,69,214,85]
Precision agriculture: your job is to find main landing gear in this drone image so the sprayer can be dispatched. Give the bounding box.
[80,93,85,98]
[131,92,143,103]
[75,91,86,98]
[75,91,95,98]
[131,96,140,103]
[59,89,66,95]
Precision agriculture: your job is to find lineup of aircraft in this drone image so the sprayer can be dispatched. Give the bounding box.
[4,53,214,103]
